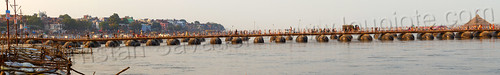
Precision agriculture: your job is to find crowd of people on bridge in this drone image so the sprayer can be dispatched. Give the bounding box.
[2,24,497,40]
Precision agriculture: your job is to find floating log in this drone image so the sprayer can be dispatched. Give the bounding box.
[269,36,277,42]
[63,42,77,48]
[380,33,395,41]
[125,40,140,47]
[437,32,455,40]
[43,40,55,45]
[254,36,264,43]
[84,41,101,48]
[225,37,233,42]
[146,39,160,46]
[374,34,381,40]
[197,38,206,42]
[156,39,164,43]
[456,31,473,39]
[399,33,415,41]
[296,35,308,43]
[167,39,180,45]
[474,31,492,39]
[188,38,201,45]
[358,34,373,41]
[181,38,189,42]
[316,35,329,42]
[285,36,293,40]
[105,40,120,47]
[419,33,434,40]
[330,35,338,39]
[25,40,36,44]
[241,37,250,41]
[338,35,353,42]
[231,37,243,44]
[210,37,222,44]
[492,31,500,38]
[275,36,286,43]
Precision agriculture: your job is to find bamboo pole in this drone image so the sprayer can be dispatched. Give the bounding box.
[116,67,130,75]
[70,68,84,75]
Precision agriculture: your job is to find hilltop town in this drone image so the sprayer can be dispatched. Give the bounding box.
[0,12,226,34]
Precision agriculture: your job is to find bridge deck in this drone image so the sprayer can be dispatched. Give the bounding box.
[1,29,499,41]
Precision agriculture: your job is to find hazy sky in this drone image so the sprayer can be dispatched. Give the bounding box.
[4,0,499,30]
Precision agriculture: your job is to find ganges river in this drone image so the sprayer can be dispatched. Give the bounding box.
[71,36,500,75]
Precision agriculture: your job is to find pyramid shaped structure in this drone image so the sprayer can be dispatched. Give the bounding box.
[462,14,492,27]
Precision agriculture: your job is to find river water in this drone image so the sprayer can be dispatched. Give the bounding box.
[71,36,500,75]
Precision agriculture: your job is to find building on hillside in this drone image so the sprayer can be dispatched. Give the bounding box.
[141,24,152,32]
[83,15,91,20]
[100,17,109,22]
[119,23,128,26]
[38,11,48,20]
[79,15,100,29]
[95,22,100,29]
[47,23,63,33]
[176,20,186,26]
[138,18,154,24]
[0,14,16,21]
[124,16,134,23]
[160,22,168,31]
[43,17,63,32]
[160,19,187,27]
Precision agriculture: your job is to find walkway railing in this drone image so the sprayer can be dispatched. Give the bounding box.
[0,27,498,42]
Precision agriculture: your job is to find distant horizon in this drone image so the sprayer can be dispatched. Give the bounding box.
[4,0,499,30]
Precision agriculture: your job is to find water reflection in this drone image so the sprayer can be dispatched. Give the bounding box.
[72,38,500,75]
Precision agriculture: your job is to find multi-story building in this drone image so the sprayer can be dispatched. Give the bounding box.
[47,23,63,33]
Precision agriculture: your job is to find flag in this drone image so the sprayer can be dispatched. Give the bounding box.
[5,10,10,19]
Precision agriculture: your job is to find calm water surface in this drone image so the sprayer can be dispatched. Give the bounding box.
[72,36,500,75]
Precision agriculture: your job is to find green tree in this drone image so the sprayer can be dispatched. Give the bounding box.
[99,21,110,31]
[151,22,162,31]
[121,18,129,24]
[59,14,72,19]
[129,22,142,32]
[179,19,186,22]
[0,20,13,31]
[108,13,121,30]
[58,14,96,32]
[24,14,44,30]
[75,20,93,31]
[194,21,200,25]
[60,14,77,31]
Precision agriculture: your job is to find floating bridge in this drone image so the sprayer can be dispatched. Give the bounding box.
[1,28,499,48]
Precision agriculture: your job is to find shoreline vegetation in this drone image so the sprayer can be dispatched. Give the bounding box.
[0,13,226,35]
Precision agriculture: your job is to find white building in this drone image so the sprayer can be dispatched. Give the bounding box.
[48,24,63,33]
[141,24,152,32]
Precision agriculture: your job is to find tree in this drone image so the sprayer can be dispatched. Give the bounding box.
[0,20,13,31]
[25,14,44,30]
[194,21,200,25]
[60,14,77,31]
[59,14,71,19]
[99,21,110,31]
[108,13,121,30]
[75,20,93,31]
[121,18,129,24]
[179,19,186,22]
[129,22,142,32]
[151,22,162,31]
[56,14,96,32]
[38,12,47,18]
